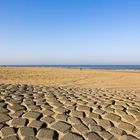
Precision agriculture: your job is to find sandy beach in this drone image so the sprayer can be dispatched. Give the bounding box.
[0,67,140,140]
[0,67,140,89]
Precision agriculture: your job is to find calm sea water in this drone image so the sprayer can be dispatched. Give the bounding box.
[1,65,140,70]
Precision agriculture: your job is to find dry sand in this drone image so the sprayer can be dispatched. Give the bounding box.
[0,67,140,139]
[0,67,140,89]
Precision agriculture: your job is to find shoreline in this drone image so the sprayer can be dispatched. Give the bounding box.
[0,65,140,71]
[0,66,140,72]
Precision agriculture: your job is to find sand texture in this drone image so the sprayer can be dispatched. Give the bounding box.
[0,67,140,89]
[0,67,140,140]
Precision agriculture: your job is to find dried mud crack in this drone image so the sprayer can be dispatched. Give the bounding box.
[0,84,140,140]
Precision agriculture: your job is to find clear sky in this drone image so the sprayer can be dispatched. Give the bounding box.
[0,0,140,65]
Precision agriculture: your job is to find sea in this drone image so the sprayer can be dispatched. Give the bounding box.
[1,65,140,70]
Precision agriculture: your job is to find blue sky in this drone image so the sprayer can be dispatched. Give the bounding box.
[0,0,140,65]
